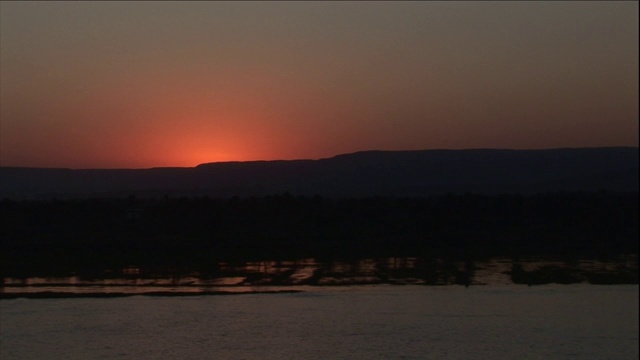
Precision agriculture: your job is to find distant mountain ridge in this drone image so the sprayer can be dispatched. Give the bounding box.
[1,147,638,199]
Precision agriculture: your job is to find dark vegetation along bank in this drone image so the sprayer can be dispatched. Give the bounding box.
[1,192,637,280]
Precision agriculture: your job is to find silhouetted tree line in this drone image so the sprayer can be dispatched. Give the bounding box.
[1,192,637,278]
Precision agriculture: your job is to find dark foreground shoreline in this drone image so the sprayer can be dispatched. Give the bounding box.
[0,289,304,300]
[4,280,639,300]
[2,191,637,302]
[2,192,637,278]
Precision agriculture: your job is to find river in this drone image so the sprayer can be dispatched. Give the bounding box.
[1,284,637,359]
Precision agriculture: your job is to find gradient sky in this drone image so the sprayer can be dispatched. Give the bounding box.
[1,1,638,168]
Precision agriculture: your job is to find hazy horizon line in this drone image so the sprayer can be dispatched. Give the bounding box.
[1,146,637,171]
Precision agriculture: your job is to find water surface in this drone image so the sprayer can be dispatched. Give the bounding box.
[1,285,637,359]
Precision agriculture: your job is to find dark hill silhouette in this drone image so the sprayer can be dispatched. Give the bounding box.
[1,147,637,199]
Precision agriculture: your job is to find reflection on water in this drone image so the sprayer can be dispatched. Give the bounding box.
[2,256,637,297]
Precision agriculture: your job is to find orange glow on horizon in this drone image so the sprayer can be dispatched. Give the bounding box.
[121,113,294,168]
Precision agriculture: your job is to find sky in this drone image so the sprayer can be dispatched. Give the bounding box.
[1,1,638,169]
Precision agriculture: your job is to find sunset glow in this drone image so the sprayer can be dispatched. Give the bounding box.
[1,1,637,168]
